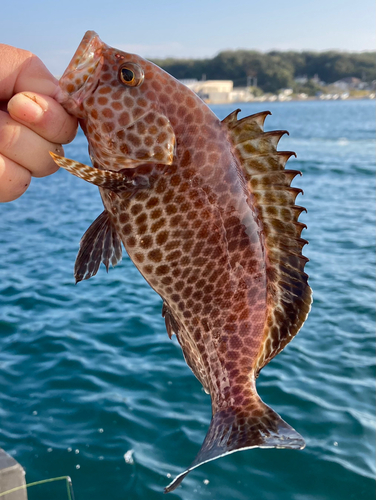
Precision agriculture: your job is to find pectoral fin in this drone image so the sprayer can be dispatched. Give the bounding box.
[49,152,150,193]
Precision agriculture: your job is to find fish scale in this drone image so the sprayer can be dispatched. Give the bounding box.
[51,31,312,493]
[100,163,266,402]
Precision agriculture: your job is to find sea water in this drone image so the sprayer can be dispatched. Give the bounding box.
[0,99,374,499]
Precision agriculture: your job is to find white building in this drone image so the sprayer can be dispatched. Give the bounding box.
[184,80,234,104]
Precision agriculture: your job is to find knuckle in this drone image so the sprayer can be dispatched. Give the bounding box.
[0,120,20,153]
[20,49,34,60]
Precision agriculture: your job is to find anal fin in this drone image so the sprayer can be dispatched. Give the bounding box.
[162,302,179,339]
[75,210,122,283]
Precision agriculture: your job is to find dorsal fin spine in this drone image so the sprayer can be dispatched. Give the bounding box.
[235,110,271,128]
[263,130,289,147]
[222,108,241,125]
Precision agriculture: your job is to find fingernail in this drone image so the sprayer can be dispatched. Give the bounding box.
[8,93,46,123]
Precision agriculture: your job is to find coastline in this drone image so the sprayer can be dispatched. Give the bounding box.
[204,94,375,105]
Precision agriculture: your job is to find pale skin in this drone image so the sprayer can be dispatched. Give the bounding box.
[0,44,78,202]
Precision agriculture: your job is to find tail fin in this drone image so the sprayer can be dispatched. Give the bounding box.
[164,401,304,493]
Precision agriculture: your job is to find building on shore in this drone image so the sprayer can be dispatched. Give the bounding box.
[332,77,368,91]
[181,77,375,103]
[182,80,234,104]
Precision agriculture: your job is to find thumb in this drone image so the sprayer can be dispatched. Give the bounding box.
[0,44,58,101]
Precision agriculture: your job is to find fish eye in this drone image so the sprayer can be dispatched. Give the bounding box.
[118,63,144,87]
[121,68,134,83]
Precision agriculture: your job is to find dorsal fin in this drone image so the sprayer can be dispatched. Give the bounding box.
[223,110,312,373]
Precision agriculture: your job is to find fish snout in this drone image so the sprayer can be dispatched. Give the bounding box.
[58,31,104,102]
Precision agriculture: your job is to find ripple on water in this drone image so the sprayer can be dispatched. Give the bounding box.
[0,100,375,500]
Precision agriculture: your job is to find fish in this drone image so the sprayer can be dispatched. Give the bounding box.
[51,31,312,493]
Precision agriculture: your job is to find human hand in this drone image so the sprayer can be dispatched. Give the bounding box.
[0,44,78,202]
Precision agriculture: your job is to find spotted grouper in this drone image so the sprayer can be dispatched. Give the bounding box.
[51,31,312,492]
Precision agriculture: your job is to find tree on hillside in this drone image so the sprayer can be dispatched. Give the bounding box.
[151,50,376,92]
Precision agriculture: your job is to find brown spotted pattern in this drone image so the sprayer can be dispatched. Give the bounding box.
[54,31,311,493]
[55,31,176,170]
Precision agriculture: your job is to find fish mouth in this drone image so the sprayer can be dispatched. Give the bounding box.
[59,31,104,98]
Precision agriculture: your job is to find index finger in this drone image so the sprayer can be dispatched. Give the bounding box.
[0,44,57,101]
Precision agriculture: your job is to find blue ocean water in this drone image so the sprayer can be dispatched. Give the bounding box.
[0,99,374,500]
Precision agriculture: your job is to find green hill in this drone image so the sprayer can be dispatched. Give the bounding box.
[152,50,376,94]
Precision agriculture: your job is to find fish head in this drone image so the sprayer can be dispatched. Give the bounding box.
[55,31,176,170]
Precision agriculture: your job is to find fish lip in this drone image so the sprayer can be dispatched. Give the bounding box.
[64,31,102,76]
[56,31,104,105]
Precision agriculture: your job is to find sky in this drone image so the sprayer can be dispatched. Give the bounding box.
[1,0,375,75]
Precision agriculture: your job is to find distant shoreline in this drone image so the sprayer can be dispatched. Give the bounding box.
[207,95,375,105]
